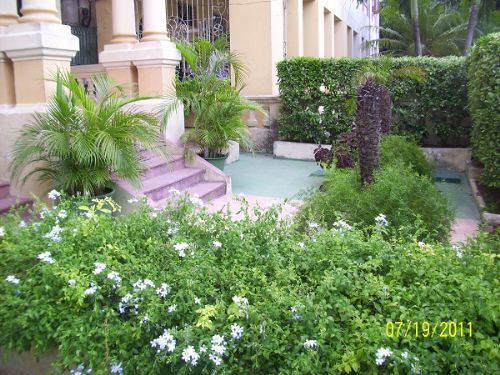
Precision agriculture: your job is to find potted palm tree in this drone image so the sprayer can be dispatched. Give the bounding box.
[163,37,262,170]
[10,71,165,197]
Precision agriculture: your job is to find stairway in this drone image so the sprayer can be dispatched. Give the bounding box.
[0,180,32,215]
[126,152,227,207]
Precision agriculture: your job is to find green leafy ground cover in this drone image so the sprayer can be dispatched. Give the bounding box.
[0,194,498,374]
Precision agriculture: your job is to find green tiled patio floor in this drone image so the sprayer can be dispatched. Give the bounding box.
[224,153,323,198]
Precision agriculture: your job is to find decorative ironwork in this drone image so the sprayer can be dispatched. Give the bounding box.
[165,0,230,80]
[71,26,99,66]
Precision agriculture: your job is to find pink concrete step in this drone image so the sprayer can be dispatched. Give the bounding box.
[0,196,32,215]
[142,155,185,179]
[0,180,9,199]
[140,168,204,201]
[185,181,226,202]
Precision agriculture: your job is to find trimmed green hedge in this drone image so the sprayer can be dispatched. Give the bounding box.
[277,57,470,146]
[467,33,500,188]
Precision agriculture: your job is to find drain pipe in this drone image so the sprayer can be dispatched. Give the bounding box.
[283,0,287,58]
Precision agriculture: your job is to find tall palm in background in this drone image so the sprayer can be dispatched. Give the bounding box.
[370,0,499,56]
[368,0,468,56]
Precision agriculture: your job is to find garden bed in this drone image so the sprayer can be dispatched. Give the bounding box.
[466,163,500,229]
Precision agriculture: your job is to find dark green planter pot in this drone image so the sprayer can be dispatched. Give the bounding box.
[94,186,115,200]
[204,155,228,171]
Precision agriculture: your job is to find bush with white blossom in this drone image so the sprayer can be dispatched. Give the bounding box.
[0,193,498,374]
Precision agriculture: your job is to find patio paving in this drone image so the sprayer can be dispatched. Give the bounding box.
[223,153,323,198]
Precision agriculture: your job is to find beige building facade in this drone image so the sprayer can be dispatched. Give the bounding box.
[0,0,378,196]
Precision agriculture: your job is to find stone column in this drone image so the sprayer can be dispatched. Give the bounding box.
[0,52,16,105]
[0,1,18,105]
[324,10,334,57]
[334,17,348,57]
[0,0,19,26]
[2,23,79,103]
[100,0,138,89]
[110,0,137,43]
[303,0,323,57]
[286,0,303,57]
[132,0,180,96]
[141,0,168,42]
[19,0,61,24]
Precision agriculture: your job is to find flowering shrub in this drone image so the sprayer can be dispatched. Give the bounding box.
[0,194,498,374]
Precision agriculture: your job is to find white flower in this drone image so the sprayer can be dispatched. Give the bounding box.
[417,241,426,248]
[70,363,92,375]
[181,346,200,366]
[133,279,155,291]
[0,227,4,237]
[168,188,180,196]
[174,242,189,257]
[43,225,63,242]
[140,315,150,325]
[209,353,222,366]
[452,244,464,258]
[39,207,50,219]
[308,221,320,230]
[304,339,318,349]
[156,283,171,298]
[333,220,352,230]
[212,240,222,249]
[6,275,20,284]
[167,227,178,236]
[93,262,106,275]
[375,213,389,227]
[194,297,201,304]
[291,306,301,320]
[151,329,176,353]
[375,347,393,366]
[167,304,177,313]
[107,271,121,287]
[18,220,27,228]
[298,242,305,249]
[230,324,244,339]
[211,334,226,346]
[401,351,409,360]
[174,242,189,251]
[127,198,139,203]
[119,293,138,314]
[211,344,226,356]
[232,295,250,319]
[37,251,55,263]
[199,345,207,353]
[190,196,204,207]
[48,189,61,200]
[84,283,97,296]
[110,362,123,375]
[318,105,324,114]
[68,279,76,286]
[83,211,94,219]
[58,210,67,219]
[150,212,158,219]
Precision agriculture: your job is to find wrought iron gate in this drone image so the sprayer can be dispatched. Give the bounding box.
[165,0,229,80]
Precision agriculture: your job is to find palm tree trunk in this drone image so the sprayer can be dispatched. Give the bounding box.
[411,0,423,56]
[464,1,480,55]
